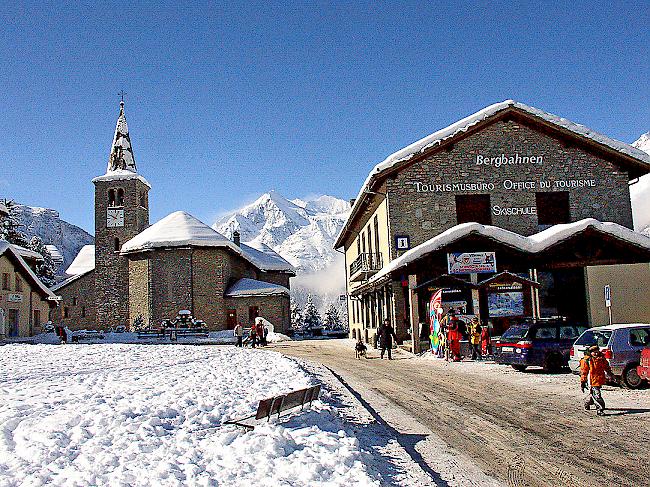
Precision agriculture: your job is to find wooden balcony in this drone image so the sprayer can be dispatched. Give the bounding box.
[349,252,383,281]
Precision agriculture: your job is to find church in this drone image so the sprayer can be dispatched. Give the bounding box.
[52,102,294,332]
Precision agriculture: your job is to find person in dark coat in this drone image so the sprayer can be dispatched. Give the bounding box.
[377,319,397,360]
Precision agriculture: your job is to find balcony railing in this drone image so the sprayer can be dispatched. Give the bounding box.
[350,252,383,281]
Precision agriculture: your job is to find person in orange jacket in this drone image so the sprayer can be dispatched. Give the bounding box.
[580,345,615,416]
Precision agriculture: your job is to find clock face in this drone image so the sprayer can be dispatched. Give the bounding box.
[107,208,124,228]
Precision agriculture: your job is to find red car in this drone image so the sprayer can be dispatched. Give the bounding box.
[638,348,650,382]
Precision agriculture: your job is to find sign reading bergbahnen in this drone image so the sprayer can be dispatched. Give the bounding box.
[447,252,497,274]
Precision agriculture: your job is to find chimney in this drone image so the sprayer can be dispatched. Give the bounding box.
[233,230,241,247]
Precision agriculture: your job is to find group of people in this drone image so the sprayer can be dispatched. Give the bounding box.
[354,319,398,360]
[233,318,269,348]
[434,311,492,362]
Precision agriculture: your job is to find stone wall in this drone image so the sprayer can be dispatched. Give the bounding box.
[224,294,291,333]
[258,271,291,288]
[51,271,97,330]
[384,119,634,258]
[128,258,149,326]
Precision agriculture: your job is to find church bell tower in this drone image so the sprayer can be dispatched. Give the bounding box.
[92,100,150,329]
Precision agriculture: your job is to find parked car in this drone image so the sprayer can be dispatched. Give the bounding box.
[569,323,650,389]
[494,319,588,372]
[638,348,650,382]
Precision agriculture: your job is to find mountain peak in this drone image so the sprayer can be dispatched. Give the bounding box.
[633,132,650,155]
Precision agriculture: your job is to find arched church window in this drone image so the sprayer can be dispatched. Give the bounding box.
[117,189,125,206]
[108,189,116,207]
[114,238,120,252]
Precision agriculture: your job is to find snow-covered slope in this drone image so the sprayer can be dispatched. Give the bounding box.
[631,132,650,235]
[214,191,350,274]
[12,204,94,272]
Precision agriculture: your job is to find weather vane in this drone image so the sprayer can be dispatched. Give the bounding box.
[118,90,127,103]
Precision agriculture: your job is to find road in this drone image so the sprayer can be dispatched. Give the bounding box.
[269,339,650,487]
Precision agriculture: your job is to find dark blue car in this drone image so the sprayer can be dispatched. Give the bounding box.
[494,319,588,372]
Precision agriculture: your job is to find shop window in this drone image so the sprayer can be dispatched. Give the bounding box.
[15,276,22,292]
[455,194,492,225]
[2,273,9,290]
[248,306,259,322]
[536,192,570,225]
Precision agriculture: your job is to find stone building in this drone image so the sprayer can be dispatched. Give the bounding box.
[1,241,57,337]
[335,100,650,348]
[53,102,294,332]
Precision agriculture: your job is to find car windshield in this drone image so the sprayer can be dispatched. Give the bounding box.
[501,325,529,341]
[575,329,612,347]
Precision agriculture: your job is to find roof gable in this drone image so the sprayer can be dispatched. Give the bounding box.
[0,240,57,300]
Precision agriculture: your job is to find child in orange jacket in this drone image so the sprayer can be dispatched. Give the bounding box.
[580,345,614,416]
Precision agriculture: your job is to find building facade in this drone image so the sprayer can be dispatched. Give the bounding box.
[53,102,294,332]
[336,100,650,347]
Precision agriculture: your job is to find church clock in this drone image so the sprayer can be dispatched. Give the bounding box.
[106,208,124,227]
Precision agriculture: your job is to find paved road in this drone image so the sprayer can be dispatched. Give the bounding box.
[269,340,650,487]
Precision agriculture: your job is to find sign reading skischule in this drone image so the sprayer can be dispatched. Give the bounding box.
[447,252,497,274]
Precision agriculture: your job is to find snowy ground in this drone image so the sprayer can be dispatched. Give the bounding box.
[0,344,438,487]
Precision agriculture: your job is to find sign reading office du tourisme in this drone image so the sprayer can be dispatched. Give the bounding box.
[447,252,497,275]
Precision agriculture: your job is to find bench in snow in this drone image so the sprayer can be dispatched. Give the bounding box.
[225,384,321,430]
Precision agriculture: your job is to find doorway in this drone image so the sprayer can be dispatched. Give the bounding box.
[8,309,19,337]
[226,309,237,329]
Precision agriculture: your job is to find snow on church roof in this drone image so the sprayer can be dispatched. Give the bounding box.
[65,245,96,276]
[367,219,650,286]
[121,211,294,272]
[224,278,290,298]
[336,100,650,247]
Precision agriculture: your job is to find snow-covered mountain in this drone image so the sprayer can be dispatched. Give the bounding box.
[631,132,650,235]
[214,191,350,274]
[12,204,94,272]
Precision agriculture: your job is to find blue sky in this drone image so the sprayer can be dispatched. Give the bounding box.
[2,1,648,234]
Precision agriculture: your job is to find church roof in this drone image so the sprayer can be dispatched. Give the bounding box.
[65,245,95,276]
[92,101,151,188]
[224,278,290,298]
[121,211,294,273]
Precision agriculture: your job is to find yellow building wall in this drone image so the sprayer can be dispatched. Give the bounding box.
[345,198,390,339]
[0,255,51,337]
[585,263,650,326]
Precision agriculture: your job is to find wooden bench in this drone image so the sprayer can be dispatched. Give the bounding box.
[225,384,321,430]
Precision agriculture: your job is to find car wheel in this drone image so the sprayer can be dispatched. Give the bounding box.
[511,365,528,372]
[621,364,643,389]
[543,353,564,373]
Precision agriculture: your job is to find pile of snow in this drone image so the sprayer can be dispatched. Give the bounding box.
[0,345,377,486]
[631,131,650,235]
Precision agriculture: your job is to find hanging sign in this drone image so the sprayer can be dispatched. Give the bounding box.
[447,252,497,274]
[395,235,411,251]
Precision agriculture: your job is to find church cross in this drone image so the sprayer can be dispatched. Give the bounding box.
[118,90,127,103]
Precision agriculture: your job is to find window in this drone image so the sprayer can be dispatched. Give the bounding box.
[373,216,380,257]
[367,226,373,255]
[248,306,259,322]
[81,306,86,318]
[361,233,366,254]
[108,189,116,207]
[559,325,587,340]
[533,326,558,340]
[64,307,70,318]
[116,188,125,206]
[114,238,120,252]
[15,276,22,292]
[2,273,9,290]
[139,193,146,207]
[357,238,361,256]
[536,192,570,225]
[629,328,650,347]
[72,297,78,306]
[455,194,492,225]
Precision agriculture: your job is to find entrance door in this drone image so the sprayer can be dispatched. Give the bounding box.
[8,309,19,337]
[226,309,237,329]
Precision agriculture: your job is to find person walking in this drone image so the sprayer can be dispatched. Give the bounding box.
[580,345,615,416]
[446,318,462,362]
[249,323,257,348]
[233,323,243,347]
[469,317,482,360]
[256,319,267,346]
[377,319,397,360]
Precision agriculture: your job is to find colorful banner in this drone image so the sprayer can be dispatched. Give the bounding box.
[429,289,443,353]
[447,252,497,274]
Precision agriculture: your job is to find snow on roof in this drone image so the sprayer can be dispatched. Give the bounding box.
[368,219,650,286]
[337,100,650,247]
[0,240,57,299]
[106,101,137,173]
[12,244,43,261]
[121,211,294,273]
[45,245,64,264]
[65,245,96,275]
[240,241,295,273]
[0,201,8,215]
[224,278,290,298]
[92,169,151,188]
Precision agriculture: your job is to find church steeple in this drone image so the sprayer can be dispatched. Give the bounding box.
[107,100,137,173]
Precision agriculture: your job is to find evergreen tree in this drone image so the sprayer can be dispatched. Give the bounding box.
[303,294,322,332]
[290,299,304,332]
[0,199,29,247]
[324,302,343,330]
[28,236,57,287]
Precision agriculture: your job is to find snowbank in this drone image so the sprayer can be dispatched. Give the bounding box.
[0,345,377,486]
